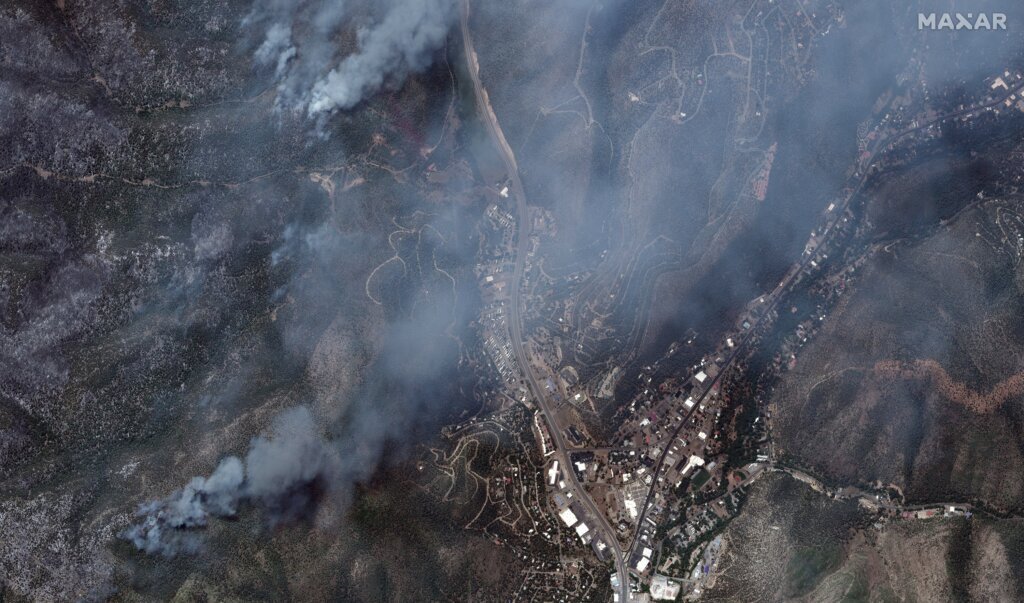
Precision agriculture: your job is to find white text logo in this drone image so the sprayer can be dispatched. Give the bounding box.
[919,13,1007,30]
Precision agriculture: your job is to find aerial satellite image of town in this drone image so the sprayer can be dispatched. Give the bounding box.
[5,0,1024,601]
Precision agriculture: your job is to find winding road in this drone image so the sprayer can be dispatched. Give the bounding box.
[625,77,1024,561]
[459,2,631,601]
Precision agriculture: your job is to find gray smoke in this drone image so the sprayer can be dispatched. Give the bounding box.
[123,0,462,564]
[306,0,457,114]
[254,23,296,79]
[243,406,342,524]
[121,456,242,556]
[245,0,457,114]
[246,0,349,111]
[122,407,338,556]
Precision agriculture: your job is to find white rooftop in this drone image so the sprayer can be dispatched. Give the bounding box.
[558,508,578,527]
[547,460,559,486]
[680,455,705,476]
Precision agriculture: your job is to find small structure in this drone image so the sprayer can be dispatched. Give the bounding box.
[650,575,681,600]
[547,460,559,486]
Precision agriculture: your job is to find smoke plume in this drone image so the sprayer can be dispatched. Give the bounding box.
[246,0,457,115]
[306,0,457,113]
[122,407,338,556]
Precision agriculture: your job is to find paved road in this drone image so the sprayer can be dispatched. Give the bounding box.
[459,2,631,601]
[626,83,1024,560]
[627,136,878,554]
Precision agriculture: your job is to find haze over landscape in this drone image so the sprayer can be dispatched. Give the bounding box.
[3,0,1024,601]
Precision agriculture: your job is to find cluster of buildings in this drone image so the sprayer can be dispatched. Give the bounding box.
[862,67,1024,180]
[478,199,519,385]
[481,305,518,384]
[899,505,971,521]
[990,71,1024,114]
[546,464,615,563]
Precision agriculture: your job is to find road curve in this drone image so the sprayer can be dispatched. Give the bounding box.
[459,2,631,601]
[625,82,1024,558]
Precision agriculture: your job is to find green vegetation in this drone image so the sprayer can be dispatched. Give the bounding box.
[946,518,973,602]
[840,571,871,603]
[690,468,711,490]
[783,545,844,598]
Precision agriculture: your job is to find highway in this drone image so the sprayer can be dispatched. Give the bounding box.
[627,125,877,556]
[625,81,1024,561]
[459,2,632,601]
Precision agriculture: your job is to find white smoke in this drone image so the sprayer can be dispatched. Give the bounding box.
[254,23,296,78]
[121,456,242,556]
[122,407,338,556]
[306,0,457,114]
[245,0,457,115]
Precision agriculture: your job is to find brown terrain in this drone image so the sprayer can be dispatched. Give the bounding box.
[873,359,1024,415]
[773,198,1024,511]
